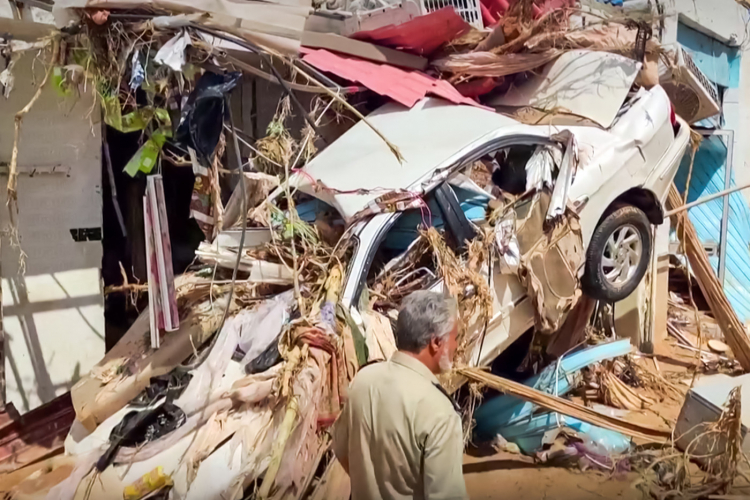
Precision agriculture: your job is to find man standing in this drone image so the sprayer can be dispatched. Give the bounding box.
[332,291,467,500]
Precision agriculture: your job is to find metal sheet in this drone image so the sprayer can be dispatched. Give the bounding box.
[490,50,641,128]
[674,135,750,322]
[350,7,469,56]
[301,48,483,109]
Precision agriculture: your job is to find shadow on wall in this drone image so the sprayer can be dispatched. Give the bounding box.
[3,270,104,413]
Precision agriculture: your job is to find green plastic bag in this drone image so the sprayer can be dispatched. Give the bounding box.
[123,130,168,177]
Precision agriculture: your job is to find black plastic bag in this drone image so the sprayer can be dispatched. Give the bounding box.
[245,335,282,374]
[131,369,193,407]
[96,402,187,471]
[174,71,241,163]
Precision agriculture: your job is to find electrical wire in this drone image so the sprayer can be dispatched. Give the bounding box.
[177,96,248,372]
[189,24,326,144]
[214,97,249,336]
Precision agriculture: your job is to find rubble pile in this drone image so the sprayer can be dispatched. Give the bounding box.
[1,0,750,498]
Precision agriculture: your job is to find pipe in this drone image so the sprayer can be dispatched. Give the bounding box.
[664,180,750,217]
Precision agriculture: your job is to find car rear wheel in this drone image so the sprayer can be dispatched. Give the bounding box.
[582,205,652,302]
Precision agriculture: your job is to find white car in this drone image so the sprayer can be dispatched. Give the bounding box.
[292,78,690,368]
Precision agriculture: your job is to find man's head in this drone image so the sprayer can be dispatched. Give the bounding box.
[395,291,459,374]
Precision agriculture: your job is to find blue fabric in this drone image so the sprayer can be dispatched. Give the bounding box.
[295,198,337,223]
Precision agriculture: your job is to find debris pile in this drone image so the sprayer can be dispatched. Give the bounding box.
[0,0,749,498]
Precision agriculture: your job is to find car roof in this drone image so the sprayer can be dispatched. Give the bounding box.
[292,98,526,220]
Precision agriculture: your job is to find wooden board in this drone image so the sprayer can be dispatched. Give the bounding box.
[301,31,428,70]
[668,184,750,371]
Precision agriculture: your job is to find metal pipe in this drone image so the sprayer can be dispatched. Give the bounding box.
[664,180,750,217]
[718,133,734,286]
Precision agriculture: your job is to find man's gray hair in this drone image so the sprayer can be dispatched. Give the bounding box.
[395,291,458,353]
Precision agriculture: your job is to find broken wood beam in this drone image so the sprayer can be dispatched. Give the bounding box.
[458,366,671,442]
[667,184,750,371]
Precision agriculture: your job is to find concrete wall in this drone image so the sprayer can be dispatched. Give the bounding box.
[661,0,750,210]
[662,0,747,45]
[0,19,104,413]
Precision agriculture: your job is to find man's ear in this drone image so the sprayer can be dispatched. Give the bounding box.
[429,335,444,355]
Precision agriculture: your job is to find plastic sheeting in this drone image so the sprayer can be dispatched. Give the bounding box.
[238,290,296,365]
[154,30,191,71]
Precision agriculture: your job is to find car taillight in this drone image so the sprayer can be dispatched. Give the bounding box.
[669,104,679,134]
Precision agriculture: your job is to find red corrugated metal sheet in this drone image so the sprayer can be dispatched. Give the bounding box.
[350,8,470,56]
[302,48,488,109]
[0,394,75,473]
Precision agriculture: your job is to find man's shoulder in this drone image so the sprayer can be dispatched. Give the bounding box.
[350,359,430,392]
[353,361,455,411]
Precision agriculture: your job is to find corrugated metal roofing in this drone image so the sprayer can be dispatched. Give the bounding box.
[350,7,470,56]
[674,135,750,322]
[301,48,485,109]
[0,393,74,473]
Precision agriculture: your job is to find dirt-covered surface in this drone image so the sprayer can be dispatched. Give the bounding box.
[462,337,750,500]
[464,451,642,500]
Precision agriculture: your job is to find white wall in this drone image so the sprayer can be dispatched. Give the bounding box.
[0,19,104,413]
[0,2,12,19]
[661,0,750,205]
[662,0,747,45]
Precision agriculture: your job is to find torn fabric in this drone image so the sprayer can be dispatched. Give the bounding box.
[295,328,347,428]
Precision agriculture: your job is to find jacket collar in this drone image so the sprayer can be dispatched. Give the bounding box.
[390,351,439,385]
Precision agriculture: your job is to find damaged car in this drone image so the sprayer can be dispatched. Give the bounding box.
[291,58,691,372]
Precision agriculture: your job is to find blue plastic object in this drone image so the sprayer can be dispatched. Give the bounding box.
[499,413,632,455]
[473,339,632,441]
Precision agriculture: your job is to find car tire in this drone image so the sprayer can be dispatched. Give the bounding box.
[582,205,652,302]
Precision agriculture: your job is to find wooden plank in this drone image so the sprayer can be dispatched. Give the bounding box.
[459,367,671,442]
[667,184,750,371]
[301,31,428,70]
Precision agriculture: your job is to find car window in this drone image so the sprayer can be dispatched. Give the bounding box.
[356,141,561,310]
[365,164,494,305]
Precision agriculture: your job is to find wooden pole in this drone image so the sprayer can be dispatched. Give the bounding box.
[667,184,750,371]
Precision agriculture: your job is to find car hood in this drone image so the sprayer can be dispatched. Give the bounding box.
[291,98,521,220]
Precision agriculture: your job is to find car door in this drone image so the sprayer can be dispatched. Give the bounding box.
[340,148,542,369]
